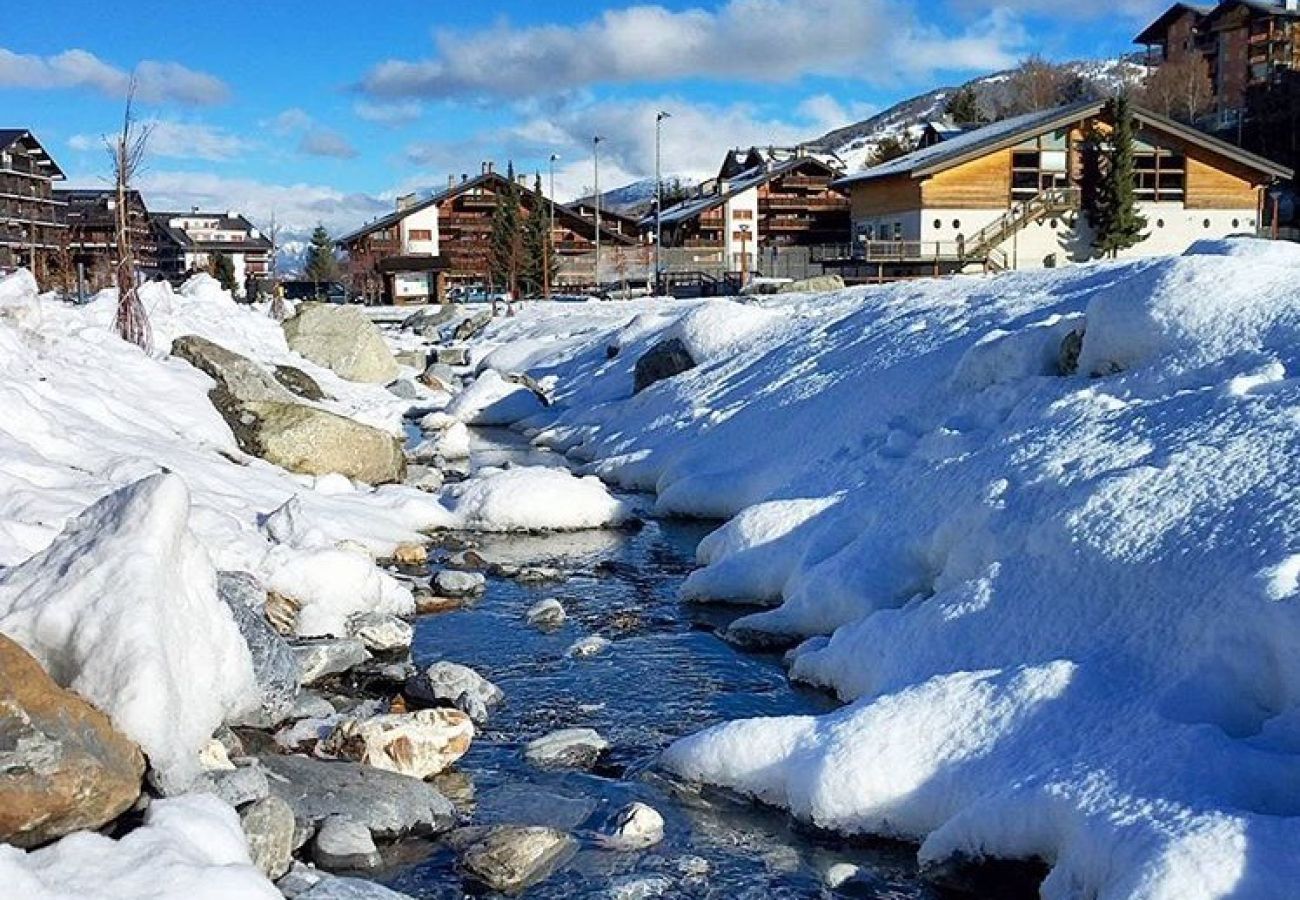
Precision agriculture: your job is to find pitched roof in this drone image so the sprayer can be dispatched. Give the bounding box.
[1134,2,1216,44]
[833,99,1293,188]
[150,211,272,252]
[337,171,636,246]
[1202,0,1300,24]
[0,129,66,179]
[652,155,841,228]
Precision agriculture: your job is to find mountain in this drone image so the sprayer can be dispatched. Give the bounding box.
[812,56,1150,171]
[574,174,699,219]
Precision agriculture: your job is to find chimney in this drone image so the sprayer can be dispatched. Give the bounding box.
[517,174,528,187]
[461,173,468,183]
[487,161,495,175]
[396,192,417,211]
[448,174,456,189]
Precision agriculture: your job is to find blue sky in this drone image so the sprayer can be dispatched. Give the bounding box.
[1,0,1167,241]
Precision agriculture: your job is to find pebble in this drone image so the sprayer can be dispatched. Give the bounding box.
[594,801,665,850]
[524,728,610,770]
[432,569,487,598]
[208,761,271,808]
[414,592,469,615]
[525,598,566,630]
[567,635,612,658]
[313,815,382,871]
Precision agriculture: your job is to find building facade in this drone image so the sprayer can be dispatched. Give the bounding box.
[55,188,157,290]
[151,211,272,294]
[833,99,1290,278]
[0,130,67,278]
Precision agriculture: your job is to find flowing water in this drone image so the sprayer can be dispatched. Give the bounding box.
[379,427,965,899]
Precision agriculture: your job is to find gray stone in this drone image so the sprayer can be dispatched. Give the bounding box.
[260,754,457,839]
[297,876,416,900]
[290,691,337,720]
[273,365,326,401]
[1059,327,1084,376]
[240,795,295,879]
[236,402,407,485]
[417,362,459,393]
[385,378,422,400]
[292,638,371,685]
[208,760,271,808]
[217,571,300,728]
[594,801,664,850]
[432,569,487,598]
[524,728,609,770]
[347,613,413,653]
[525,598,566,630]
[435,345,471,367]
[633,338,695,393]
[313,815,382,871]
[459,825,576,893]
[776,273,845,294]
[404,661,503,725]
[171,334,296,405]
[282,303,400,384]
[567,635,611,658]
[452,310,493,342]
[403,304,459,338]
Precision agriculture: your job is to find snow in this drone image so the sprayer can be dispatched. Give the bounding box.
[0,794,279,899]
[445,369,546,425]
[0,474,258,791]
[453,237,1300,899]
[432,465,633,532]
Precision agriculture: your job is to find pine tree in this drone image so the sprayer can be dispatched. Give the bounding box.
[488,162,523,297]
[209,252,237,294]
[1092,96,1148,258]
[521,173,553,296]
[304,224,341,286]
[1078,125,1105,234]
[945,87,984,126]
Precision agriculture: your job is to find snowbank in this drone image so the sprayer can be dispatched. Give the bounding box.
[433,466,632,532]
[0,474,257,791]
[0,794,278,898]
[445,369,545,425]
[457,238,1300,899]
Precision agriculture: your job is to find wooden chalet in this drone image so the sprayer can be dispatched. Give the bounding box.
[830,98,1291,280]
[54,188,157,290]
[337,165,637,303]
[651,147,849,271]
[151,211,272,295]
[1137,1,1300,115]
[0,130,67,279]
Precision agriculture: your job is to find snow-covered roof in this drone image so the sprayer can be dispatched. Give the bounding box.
[0,128,66,179]
[834,99,1292,188]
[652,156,841,228]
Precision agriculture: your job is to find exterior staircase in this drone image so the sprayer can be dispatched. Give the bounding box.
[963,187,1081,271]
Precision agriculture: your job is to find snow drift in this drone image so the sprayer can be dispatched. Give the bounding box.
[463,239,1300,899]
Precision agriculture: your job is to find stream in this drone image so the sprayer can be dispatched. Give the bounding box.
[378,427,966,899]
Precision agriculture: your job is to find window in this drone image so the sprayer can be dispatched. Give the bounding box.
[1011,132,1072,199]
[408,229,433,241]
[733,209,754,220]
[952,219,961,230]
[1156,219,1165,229]
[1203,219,1211,228]
[893,222,903,240]
[1132,143,1185,202]
[933,219,943,230]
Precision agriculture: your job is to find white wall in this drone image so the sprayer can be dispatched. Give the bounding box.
[723,187,759,270]
[400,205,439,256]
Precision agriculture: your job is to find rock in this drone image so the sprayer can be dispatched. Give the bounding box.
[609,875,674,900]
[414,592,469,615]
[390,542,428,567]
[1059,327,1085,376]
[290,690,337,720]
[633,338,695,393]
[452,310,493,342]
[319,708,474,779]
[410,467,445,492]
[282,303,400,384]
[775,273,845,294]
[432,569,487,598]
[417,362,459,393]
[503,372,552,406]
[172,334,296,405]
[293,638,371,685]
[214,725,245,758]
[218,571,300,727]
[348,613,414,653]
[314,815,382,871]
[567,635,611,658]
[0,635,145,847]
[459,825,576,893]
[208,760,271,808]
[385,379,422,401]
[524,728,609,770]
[594,802,664,850]
[266,590,302,635]
[274,364,326,401]
[516,566,565,584]
[260,754,457,839]
[435,345,471,367]
[525,598,566,630]
[298,875,417,900]
[241,795,296,879]
[237,401,407,485]
[403,304,460,338]
[404,661,504,724]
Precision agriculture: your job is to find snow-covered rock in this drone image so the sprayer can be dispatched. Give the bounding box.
[431,569,487,598]
[347,612,413,653]
[593,802,665,851]
[525,598,566,630]
[434,466,632,532]
[282,303,400,384]
[0,474,258,793]
[445,369,545,425]
[524,728,609,770]
[292,639,371,685]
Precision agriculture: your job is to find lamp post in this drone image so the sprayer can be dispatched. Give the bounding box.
[655,110,671,296]
[738,223,751,288]
[592,135,602,292]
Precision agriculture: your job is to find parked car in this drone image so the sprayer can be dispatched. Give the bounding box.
[448,283,511,304]
[280,280,349,303]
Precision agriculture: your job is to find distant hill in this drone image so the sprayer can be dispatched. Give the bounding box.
[574,174,699,219]
[813,56,1149,171]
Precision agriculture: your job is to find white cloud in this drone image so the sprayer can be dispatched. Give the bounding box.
[299,128,359,160]
[269,108,313,135]
[67,120,249,162]
[353,99,424,126]
[359,0,1025,99]
[0,48,229,105]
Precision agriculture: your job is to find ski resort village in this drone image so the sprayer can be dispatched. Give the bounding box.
[5,1,1300,899]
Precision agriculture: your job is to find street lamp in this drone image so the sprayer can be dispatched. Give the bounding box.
[738,223,751,287]
[655,110,671,296]
[592,135,602,291]
[547,153,560,299]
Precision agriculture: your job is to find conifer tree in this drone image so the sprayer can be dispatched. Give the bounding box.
[304,224,341,286]
[944,86,984,126]
[488,162,523,297]
[521,173,553,296]
[1091,96,1148,258]
[209,251,237,294]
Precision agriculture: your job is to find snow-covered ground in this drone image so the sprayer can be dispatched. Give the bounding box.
[457,238,1300,900]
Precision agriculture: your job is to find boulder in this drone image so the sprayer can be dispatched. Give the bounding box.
[172,334,296,405]
[234,401,406,485]
[259,753,457,839]
[567,634,611,658]
[459,825,576,893]
[348,613,414,653]
[282,303,400,383]
[403,304,460,338]
[633,338,695,393]
[292,638,371,685]
[432,569,487,598]
[404,661,504,725]
[525,598,566,630]
[417,362,459,393]
[313,815,382,871]
[435,346,471,367]
[0,635,145,847]
[594,802,665,850]
[296,875,417,900]
[775,273,845,294]
[207,760,271,808]
[452,310,493,342]
[390,542,428,567]
[273,364,326,401]
[318,708,474,780]
[218,571,300,728]
[1059,327,1085,376]
[524,728,609,770]
[386,379,422,401]
[240,795,296,879]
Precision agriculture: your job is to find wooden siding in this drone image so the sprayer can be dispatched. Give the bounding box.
[1185,154,1260,208]
[849,174,922,219]
[920,148,1015,208]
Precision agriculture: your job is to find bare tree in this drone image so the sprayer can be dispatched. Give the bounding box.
[266,210,292,320]
[1138,55,1214,123]
[1000,56,1080,117]
[109,78,153,351]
